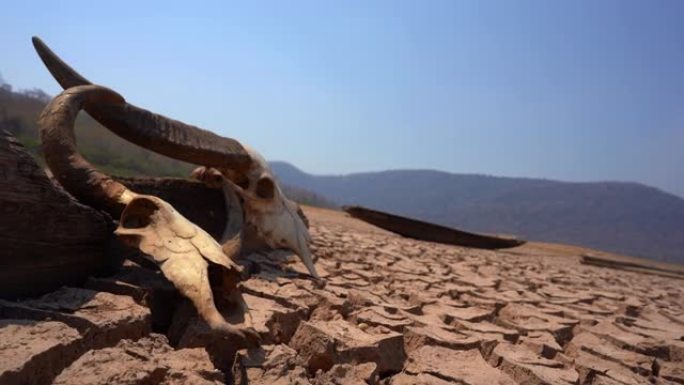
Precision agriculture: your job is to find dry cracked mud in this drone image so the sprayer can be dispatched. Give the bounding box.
[1,206,683,385]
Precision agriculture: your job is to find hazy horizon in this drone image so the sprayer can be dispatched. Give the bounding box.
[2,1,682,197]
[268,160,684,199]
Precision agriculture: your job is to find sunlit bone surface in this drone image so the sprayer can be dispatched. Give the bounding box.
[192,146,320,280]
[32,36,320,281]
[37,84,259,345]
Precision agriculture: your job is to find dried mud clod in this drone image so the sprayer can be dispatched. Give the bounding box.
[2,207,684,385]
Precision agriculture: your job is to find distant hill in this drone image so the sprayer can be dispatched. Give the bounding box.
[5,85,683,264]
[270,161,684,264]
[0,84,194,178]
[278,183,338,209]
[0,85,331,208]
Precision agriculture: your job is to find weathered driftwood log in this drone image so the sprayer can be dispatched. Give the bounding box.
[0,129,114,298]
[0,130,267,299]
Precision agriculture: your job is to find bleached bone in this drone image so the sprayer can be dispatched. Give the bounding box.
[192,153,320,280]
[33,36,321,281]
[38,84,259,345]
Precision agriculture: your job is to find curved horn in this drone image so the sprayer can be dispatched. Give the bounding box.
[39,85,261,343]
[38,85,135,214]
[32,36,251,171]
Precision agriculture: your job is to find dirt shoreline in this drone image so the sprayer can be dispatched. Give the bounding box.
[1,205,682,384]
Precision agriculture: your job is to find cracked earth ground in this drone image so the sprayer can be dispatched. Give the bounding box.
[1,206,683,385]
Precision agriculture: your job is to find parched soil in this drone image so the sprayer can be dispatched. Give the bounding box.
[1,206,683,385]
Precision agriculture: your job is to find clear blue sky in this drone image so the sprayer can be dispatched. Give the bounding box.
[2,1,683,197]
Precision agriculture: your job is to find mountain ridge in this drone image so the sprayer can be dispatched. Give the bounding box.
[2,85,681,265]
[270,161,684,265]
[271,160,681,199]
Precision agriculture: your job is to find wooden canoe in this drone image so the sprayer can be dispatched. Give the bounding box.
[344,205,525,249]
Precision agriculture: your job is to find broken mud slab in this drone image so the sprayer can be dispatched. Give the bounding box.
[0,319,82,385]
[0,287,151,349]
[53,335,224,385]
[0,287,151,385]
[1,206,684,384]
[288,319,406,375]
[405,345,517,384]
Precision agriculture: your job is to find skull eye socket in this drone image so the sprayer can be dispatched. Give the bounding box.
[206,172,223,186]
[256,176,275,199]
[120,197,160,229]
